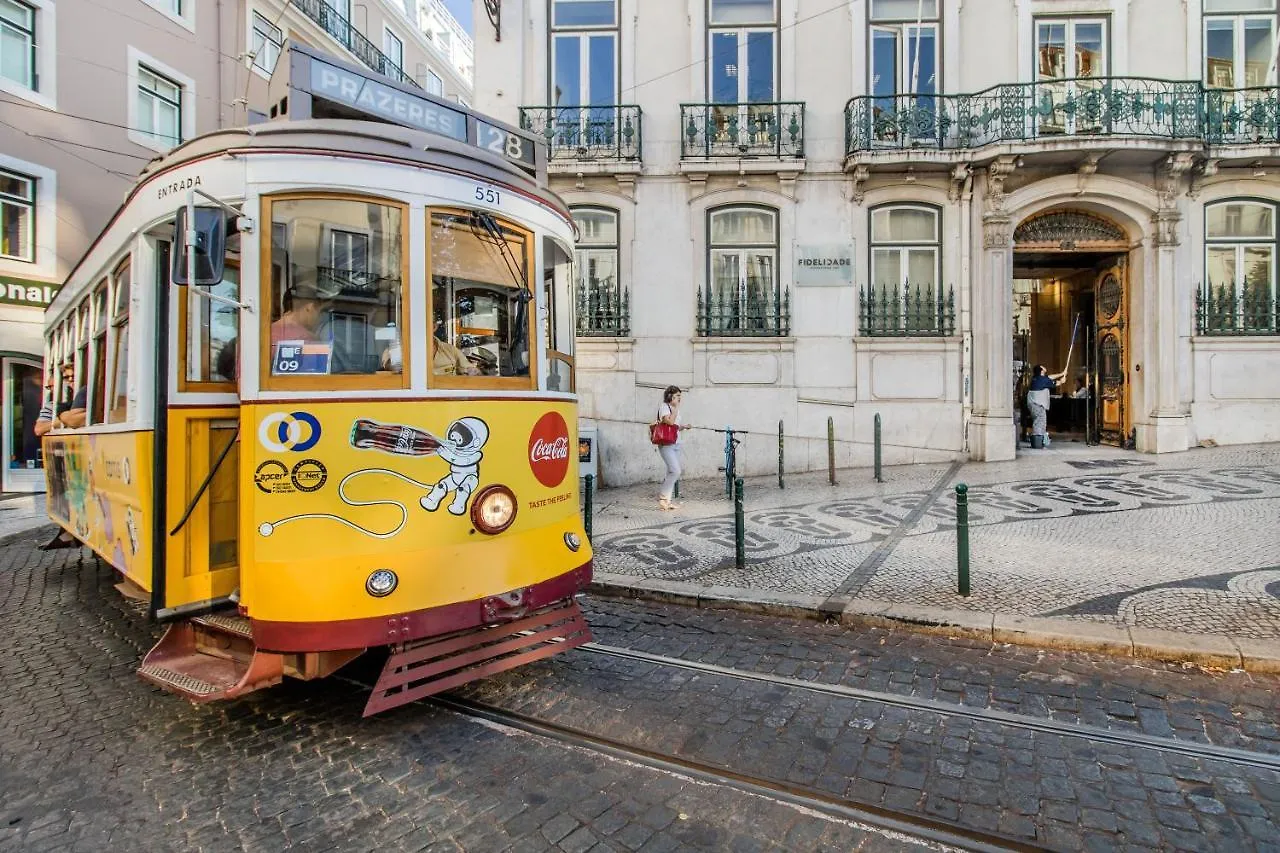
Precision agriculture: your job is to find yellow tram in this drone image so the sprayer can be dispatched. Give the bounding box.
[40,44,592,715]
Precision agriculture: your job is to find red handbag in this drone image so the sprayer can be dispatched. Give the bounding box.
[649,422,678,446]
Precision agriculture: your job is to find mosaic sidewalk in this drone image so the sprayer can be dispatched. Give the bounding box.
[590,442,1280,642]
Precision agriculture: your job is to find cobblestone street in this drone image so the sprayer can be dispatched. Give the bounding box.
[2,527,1279,851]
[590,442,1280,640]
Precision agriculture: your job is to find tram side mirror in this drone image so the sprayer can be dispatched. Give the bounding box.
[171,206,227,286]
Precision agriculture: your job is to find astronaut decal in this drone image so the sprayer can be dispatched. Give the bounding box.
[420,417,489,516]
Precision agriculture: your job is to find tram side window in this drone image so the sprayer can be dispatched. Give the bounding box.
[183,233,240,388]
[107,259,131,423]
[542,236,576,393]
[264,197,406,386]
[89,284,108,425]
[429,212,532,383]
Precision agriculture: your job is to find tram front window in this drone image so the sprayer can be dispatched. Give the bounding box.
[429,212,532,383]
[264,197,406,386]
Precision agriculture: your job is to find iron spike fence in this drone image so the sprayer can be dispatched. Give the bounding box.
[519,106,642,162]
[858,283,956,337]
[1196,282,1280,335]
[843,77,1245,152]
[681,102,805,159]
[576,282,630,337]
[293,0,421,88]
[697,287,791,337]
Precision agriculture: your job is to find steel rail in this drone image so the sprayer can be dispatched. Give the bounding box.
[433,694,1042,853]
[580,642,1280,773]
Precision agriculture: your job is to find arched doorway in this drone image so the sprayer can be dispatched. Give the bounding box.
[1012,208,1130,447]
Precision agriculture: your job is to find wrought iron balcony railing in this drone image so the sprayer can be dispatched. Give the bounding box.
[294,0,420,89]
[682,102,805,159]
[1196,283,1280,335]
[576,283,630,337]
[519,106,641,162]
[697,288,791,337]
[859,283,956,337]
[844,77,1280,152]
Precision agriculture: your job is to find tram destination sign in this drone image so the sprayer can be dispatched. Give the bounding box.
[276,42,542,179]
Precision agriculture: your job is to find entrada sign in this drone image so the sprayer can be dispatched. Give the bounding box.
[0,276,60,308]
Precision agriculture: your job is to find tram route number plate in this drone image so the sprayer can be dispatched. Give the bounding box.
[474,185,502,207]
[272,341,332,376]
[474,119,536,170]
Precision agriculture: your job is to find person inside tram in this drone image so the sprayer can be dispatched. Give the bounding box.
[270,279,329,345]
[34,365,75,437]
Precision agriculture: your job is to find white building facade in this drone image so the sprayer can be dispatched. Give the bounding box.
[472,0,1280,486]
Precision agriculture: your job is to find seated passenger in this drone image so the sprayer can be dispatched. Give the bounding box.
[270,281,329,345]
[59,384,88,429]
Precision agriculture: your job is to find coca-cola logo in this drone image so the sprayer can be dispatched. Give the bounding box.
[528,412,570,487]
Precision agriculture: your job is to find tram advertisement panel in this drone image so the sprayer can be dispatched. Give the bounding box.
[241,400,586,624]
[44,432,152,589]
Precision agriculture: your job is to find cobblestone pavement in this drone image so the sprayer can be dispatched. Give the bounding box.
[2,535,1279,851]
[0,534,948,853]
[590,443,1280,639]
[0,494,45,545]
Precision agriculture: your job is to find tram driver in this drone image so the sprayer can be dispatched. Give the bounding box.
[270,278,330,344]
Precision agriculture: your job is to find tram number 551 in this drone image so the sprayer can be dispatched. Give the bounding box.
[474,185,501,206]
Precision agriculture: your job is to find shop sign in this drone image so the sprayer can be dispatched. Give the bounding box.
[794,244,854,286]
[0,275,60,308]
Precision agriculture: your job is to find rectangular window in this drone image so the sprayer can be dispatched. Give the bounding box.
[1204,200,1278,333]
[572,208,624,336]
[322,0,352,44]
[0,167,34,262]
[1034,17,1108,135]
[427,69,443,95]
[704,207,784,337]
[252,12,283,74]
[136,65,183,147]
[107,259,130,423]
[0,0,36,91]
[429,211,534,387]
[383,28,404,73]
[1205,10,1276,87]
[262,196,408,390]
[89,284,108,425]
[550,0,618,154]
[553,0,616,27]
[865,205,948,336]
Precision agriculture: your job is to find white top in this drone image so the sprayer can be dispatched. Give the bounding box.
[658,402,683,448]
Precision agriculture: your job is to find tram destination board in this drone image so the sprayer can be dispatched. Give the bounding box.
[271,41,543,179]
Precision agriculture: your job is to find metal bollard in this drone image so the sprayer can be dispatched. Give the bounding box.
[827,416,836,486]
[674,480,680,499]
[777,420,784,490]
[874,412,883,483]
[734,477,745,569]
[583,474,594,541]
[955,483,970,596]
[723,427,734,498]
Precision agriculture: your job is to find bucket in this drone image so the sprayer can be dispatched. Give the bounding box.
[1030,435,1045,449]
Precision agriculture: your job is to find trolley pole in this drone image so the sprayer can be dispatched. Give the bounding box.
[874,412,883,483]
[583,474,594,541]
[955,483,970,596]
[827,417,836,486]
[777,420,784,490]
[734,477,746,569]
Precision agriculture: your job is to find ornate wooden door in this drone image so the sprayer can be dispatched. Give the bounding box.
[1094,261,1129,446]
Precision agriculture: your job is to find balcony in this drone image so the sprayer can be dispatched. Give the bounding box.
[859,283,956,337]
[576,282,630,337]
[845,78,1280,156]
[518,106,642,164]
[697,287,791,337]
[293,0,421,89]
[1197,283,1279,336]
[682,102,805,160]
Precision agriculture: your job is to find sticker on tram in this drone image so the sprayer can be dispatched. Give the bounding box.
[528,412,570,488]
[272,340,332,376]
[254,460,293,494]
[258,411,323,453]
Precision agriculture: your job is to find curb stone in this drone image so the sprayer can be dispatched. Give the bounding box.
[0,523,56,549]
[589,573,1280,674]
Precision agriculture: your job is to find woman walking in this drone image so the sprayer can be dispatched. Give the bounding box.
[656,386,686,511]
[1026,365,1055,448]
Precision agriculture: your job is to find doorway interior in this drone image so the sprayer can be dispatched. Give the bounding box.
[2,356,45,493]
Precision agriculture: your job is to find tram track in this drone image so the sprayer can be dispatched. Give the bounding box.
[432,693,1040,853]
[577,642,1280,773]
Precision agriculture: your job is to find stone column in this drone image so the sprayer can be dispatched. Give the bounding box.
[969,158,1017,461]
[1146,154,1193,453]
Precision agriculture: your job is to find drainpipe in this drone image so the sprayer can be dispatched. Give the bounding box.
[960,167,974,455]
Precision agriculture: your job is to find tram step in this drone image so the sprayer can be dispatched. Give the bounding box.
[138,616,284,704]
[364,598,592,717]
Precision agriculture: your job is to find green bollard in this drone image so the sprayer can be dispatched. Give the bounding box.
[955,483,970,596]
[827,416,836,486]
[734,477,745,569]
[874,412,883,483]
[777,419,784,490]
[674,480,680,499]
[583,474,594,540]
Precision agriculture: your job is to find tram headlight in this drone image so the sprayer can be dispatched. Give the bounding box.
[564,532,581,552]
[366,569,399,598]
[471,485,517,534]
